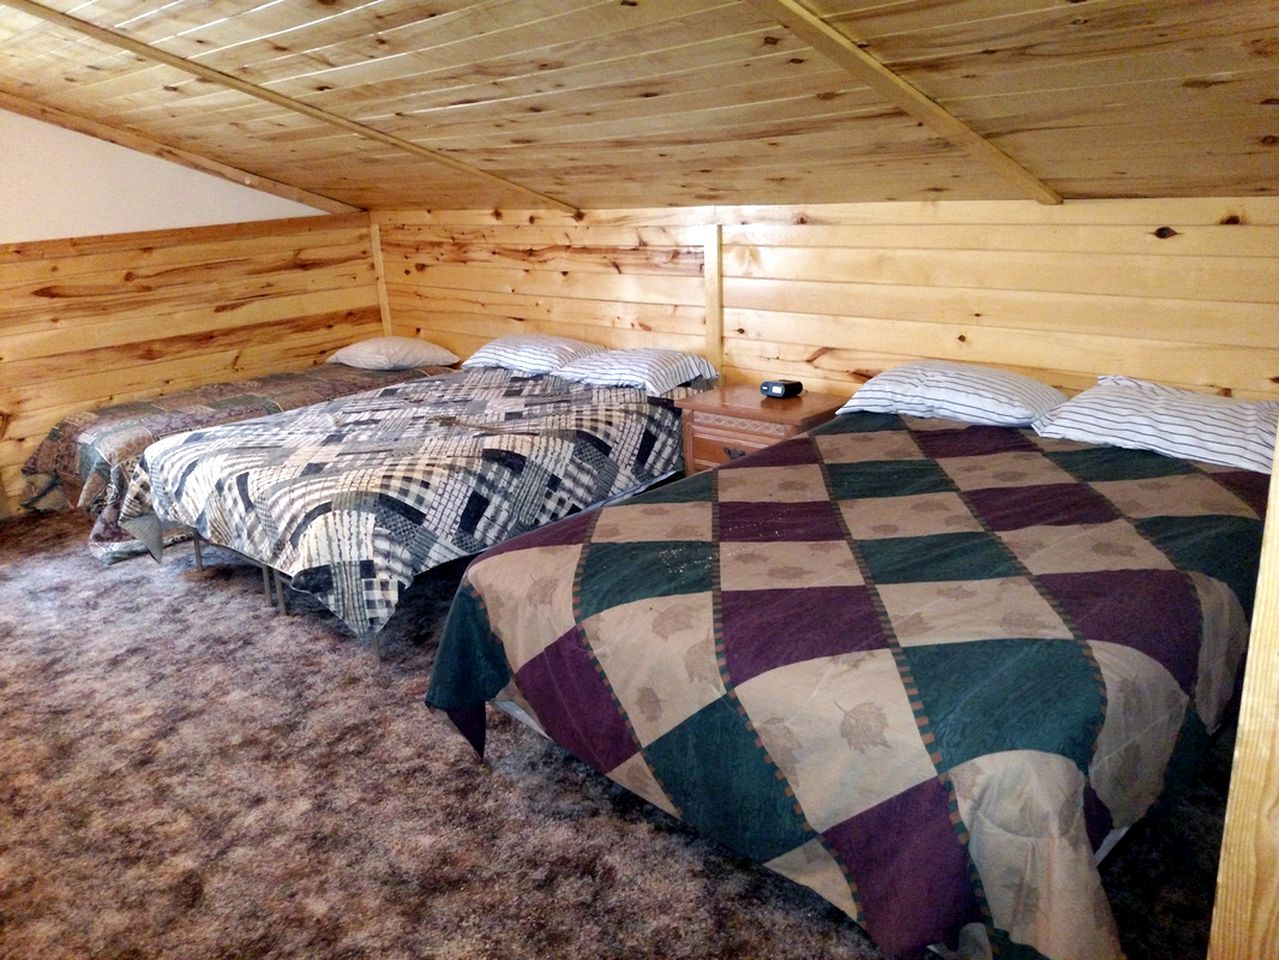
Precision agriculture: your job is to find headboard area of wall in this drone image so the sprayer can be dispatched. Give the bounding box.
[0,212,384,516]
[376,212,712,362]
[376,197,1279,402]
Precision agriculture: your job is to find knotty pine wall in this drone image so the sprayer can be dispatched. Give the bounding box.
[0,212,384,516]
[376,197,1279,402]
[377,213,711,362]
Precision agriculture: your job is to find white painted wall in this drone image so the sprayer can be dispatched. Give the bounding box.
[0,109,324,244]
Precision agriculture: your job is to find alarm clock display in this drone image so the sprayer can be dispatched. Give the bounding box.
[760,379,804,398]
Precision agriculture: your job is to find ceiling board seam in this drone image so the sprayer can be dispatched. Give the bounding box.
[743,0,1062,206]
[0,0,578,213]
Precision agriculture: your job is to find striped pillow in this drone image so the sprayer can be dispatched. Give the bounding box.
[461,334,604,374]
[837,360,1066,427]
[1033,375,1279,473]
[554,348,719,395]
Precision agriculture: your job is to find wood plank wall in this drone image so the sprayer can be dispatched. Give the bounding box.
[376,198,1279,403]
[376,213,707,361]
[0,213,383,516]
[721,202,1279,400]
[1209,428,1279,958]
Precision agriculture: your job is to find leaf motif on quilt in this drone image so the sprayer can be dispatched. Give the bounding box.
[871,523,901,535]
[733,549,769,566]
[757,716,804,776]
[653,602,697,639]
[767,565,813,583]
[636,685,664,724]
[937,584,979,600]
[836,700,890,753]
[912,499,953,514]
[1118,675,1146,712]
[894,612,928,637]
[998,610,1060,634]
[682,643,720,687]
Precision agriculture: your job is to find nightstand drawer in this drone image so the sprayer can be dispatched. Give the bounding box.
[675,386,846,476]
[690,429,774,468]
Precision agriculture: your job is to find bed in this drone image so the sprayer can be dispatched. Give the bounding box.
[118,366,702,642]
[425,408,1266,960]
[21,362,453,554]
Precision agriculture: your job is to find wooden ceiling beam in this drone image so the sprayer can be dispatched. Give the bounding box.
[0,87,360,214]
[0,0,578,214]
[743,0,1063,206]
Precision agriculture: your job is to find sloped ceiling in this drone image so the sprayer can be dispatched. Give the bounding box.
[0,0,1273,212]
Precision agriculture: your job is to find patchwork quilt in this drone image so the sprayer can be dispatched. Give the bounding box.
[22,363,450,546]
[119,368,690,638]
[427,412,1267,960]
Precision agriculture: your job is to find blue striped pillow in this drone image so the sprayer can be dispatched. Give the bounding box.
[461,335,604,374]
[1033,376,1279,473]
[554,348,718,395]
[838,361,1066,427]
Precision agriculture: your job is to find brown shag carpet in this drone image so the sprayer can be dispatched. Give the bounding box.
[0,511,1231,960]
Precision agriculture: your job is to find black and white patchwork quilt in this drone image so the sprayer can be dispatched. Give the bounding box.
[119,368,691,637]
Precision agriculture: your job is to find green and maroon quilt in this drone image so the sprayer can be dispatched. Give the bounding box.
[426,412,1266,960]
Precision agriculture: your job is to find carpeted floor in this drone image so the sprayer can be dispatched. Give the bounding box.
[0,511,1231,960]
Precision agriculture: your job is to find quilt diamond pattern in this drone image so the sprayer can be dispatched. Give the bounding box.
[428,412,1265,960]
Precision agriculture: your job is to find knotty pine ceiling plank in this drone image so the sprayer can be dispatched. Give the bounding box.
[742,0,1062,204]
[114,44,842,138]
[188,1,734,90]
[0,0,578,212]
[837,0,1276,69]
[284,15,811,117]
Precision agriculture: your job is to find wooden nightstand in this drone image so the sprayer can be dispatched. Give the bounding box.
[674,385,846,474]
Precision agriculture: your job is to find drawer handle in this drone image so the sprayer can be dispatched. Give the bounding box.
[723,446,748,460]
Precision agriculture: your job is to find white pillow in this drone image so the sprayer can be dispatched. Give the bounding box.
[838,360,1066,426]
[327,336,458,370]
[461,334,604,374]
[553,348,719,395]
[1033,375,1279,473]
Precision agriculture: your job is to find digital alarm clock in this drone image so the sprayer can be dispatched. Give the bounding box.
[760,379,804,398]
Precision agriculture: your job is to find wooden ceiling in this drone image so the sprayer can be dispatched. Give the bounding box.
[0,0,1273,212]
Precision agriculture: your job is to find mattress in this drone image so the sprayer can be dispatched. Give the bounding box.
[425,411,1265,960]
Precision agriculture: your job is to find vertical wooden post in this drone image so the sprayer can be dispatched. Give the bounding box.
[1209,429,1279,959]
[369,219,393,336]
[703,222,724,374]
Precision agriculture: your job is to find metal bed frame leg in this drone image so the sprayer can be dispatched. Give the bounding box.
[189,529,382,658]
[274,571,288,616]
